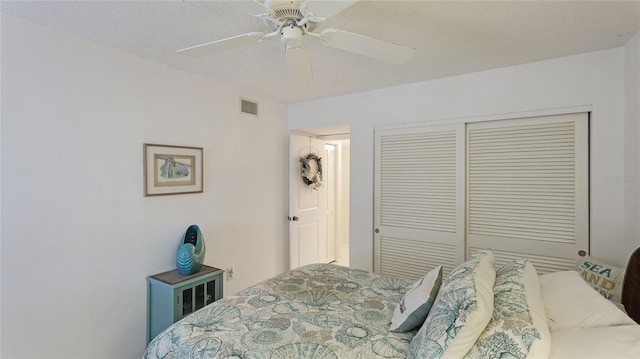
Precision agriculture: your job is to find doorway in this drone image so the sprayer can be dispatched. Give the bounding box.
[325,139,350,267]
[288,127,350,269]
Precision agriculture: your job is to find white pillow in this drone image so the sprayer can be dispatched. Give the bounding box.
[538,270,635,331]
[390,266,443,332]
[408,251,496,359]
[465,260,550,359]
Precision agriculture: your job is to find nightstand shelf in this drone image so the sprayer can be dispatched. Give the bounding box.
[147,265,224,343]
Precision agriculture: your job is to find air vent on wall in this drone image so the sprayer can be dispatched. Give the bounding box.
[241,98,258,116]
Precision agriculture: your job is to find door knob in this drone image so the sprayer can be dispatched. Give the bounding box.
[288,216,299,221]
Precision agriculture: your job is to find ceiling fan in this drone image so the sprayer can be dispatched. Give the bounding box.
[177,0,416,82]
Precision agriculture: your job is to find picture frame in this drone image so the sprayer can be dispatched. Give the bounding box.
[143,143,203,196]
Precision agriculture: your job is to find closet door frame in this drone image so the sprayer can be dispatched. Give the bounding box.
[372,106,591,278]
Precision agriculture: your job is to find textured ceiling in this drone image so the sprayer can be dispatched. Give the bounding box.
[2,0,639,104]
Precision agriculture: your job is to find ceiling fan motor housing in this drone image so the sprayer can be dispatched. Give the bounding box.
[263,0,317,33]
[264,0,305,13]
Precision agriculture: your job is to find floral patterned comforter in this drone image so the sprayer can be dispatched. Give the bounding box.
[144,264,415,359]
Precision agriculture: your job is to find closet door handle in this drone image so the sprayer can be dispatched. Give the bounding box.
[288,216,299,221]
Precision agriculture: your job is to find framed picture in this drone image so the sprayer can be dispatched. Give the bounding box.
[143,143,203,196]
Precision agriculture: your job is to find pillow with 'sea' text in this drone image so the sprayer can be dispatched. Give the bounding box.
[575,255,625,303]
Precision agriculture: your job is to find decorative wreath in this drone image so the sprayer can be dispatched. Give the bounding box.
[299,153,323,189]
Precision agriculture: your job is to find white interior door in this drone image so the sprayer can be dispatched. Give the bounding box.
[374,124,466,280]
[374,113,588,279]
[466,113,589,273]
[289,134,328,269]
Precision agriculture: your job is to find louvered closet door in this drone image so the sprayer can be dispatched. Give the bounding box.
[466,113,589,274]
[374,125,465,280]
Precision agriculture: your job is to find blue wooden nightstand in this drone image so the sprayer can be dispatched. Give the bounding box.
[147,265,224,343]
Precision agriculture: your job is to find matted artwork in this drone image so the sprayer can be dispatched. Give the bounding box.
[143,143,203,196]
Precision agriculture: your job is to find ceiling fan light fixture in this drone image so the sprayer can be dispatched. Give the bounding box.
[281,25,303,48]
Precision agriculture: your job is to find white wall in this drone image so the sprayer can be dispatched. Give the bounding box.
[290,46,637,271]
[1,14,289,359]
[625,31,640,257]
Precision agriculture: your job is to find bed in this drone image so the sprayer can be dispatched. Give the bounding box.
[144,248,640,359]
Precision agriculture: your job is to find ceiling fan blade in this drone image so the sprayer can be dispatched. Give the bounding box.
[320,28,415,64]
[304,0,359,19]
[286,46,314,83]
[177,32,266,57]
[248,0,272,14]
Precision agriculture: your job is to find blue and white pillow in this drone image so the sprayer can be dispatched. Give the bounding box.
[390,266,443,332]
[465,259,550,359]
[408,251,495,359]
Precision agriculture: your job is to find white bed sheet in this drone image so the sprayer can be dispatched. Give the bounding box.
[550,324,640,359]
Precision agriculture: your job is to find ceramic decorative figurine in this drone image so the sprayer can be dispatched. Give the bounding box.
[176,224,206,275]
